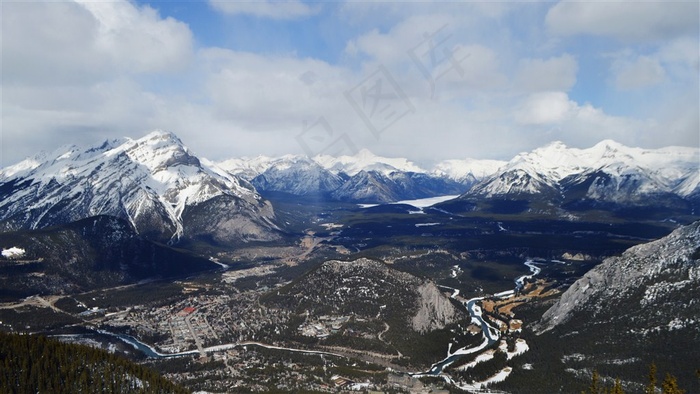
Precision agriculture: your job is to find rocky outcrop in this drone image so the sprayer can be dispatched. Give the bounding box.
[537,220,700,333]
[412,282,460,333]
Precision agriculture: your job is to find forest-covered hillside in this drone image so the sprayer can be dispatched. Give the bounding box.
[0,332,188,394]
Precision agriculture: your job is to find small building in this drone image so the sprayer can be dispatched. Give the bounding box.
[330,375,353,387]
[177,306,196,316]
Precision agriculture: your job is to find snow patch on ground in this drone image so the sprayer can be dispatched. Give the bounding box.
[457,367,513,391]
[1,247,26,259]
[507,339,529,359]
[455,350,495,371]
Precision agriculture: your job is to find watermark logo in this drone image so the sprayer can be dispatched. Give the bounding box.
[296,116,358,157]
[344,65,415,139]
[408,24,470,98]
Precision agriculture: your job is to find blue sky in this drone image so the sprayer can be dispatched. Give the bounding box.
[2,0,698,167]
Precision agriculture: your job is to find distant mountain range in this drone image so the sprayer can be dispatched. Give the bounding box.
[218,148,506,203]
[1,131,698,245]
[463,140,699,204]
[220,140,699,213]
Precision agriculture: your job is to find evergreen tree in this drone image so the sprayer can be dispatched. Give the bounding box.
[661,373,684,394]
[646,363,657,394]
[0,331,188,394]
[610,378,624,394]
[588,369,601,394]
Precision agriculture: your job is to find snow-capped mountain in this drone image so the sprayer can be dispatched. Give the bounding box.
[313,148,426,176]
[215,140,697,207]
[0,131,279,244]
[431,158,506,184]
[330,170,464,203]
[218,149,501,203]
[465,140,699,206]
[250,156,344,196]
[217,155,281,181]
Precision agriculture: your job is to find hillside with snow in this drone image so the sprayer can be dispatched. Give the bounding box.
[0,131,280,244]
[463,140,699,208]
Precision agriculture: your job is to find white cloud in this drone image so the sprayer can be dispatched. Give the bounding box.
[200,48,352,129]
[612,55,666,90]
[209,0,317,20]
[76,0,193,73]
[345,14,455,67]
[345,15,507,100]
[515,91,575,125]
[514,54,578,92]
[546,0,699,41]
[2,1,192,86]
[1,0,195,164]
[513,91,653,148]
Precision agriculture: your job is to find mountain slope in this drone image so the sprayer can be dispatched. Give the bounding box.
[538,220,700,332]
[0,131,279,244]
[330,170,465,203]
[251,156,344,196]
[0,331,188,394]
[0,215,218,298]
[529,220,700,392]
[269,258,463,333]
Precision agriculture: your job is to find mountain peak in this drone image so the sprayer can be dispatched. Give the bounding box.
[355,148,378,158]
[120,130,197,172]
[314,148,425,176]
[141,129,181,142]
[591,139,628,155]
[0,130,279,244]
[541,140,568,150]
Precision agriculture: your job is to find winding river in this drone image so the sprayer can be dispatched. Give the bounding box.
[414,259,543,377]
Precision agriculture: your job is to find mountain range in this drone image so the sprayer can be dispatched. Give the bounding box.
[463,140,699,205]
[218,148,501,203]
[1,131,698,246]
[221,139,699,213]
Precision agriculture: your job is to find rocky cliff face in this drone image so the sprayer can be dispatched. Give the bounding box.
[538,220,700,333]
[530,221,700,392]
[412,282,460,333]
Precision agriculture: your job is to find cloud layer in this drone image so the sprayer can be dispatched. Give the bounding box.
[1,0,698,167]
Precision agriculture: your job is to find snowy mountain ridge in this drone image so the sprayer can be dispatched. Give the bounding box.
[313,148,427,176]
[218,149,508,183]
[0,130,279,244]
[217,140,698,205]
[466,140,699,201]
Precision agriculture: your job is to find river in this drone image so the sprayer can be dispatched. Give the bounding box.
[414,259,544,377]
[92,330,346,360]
